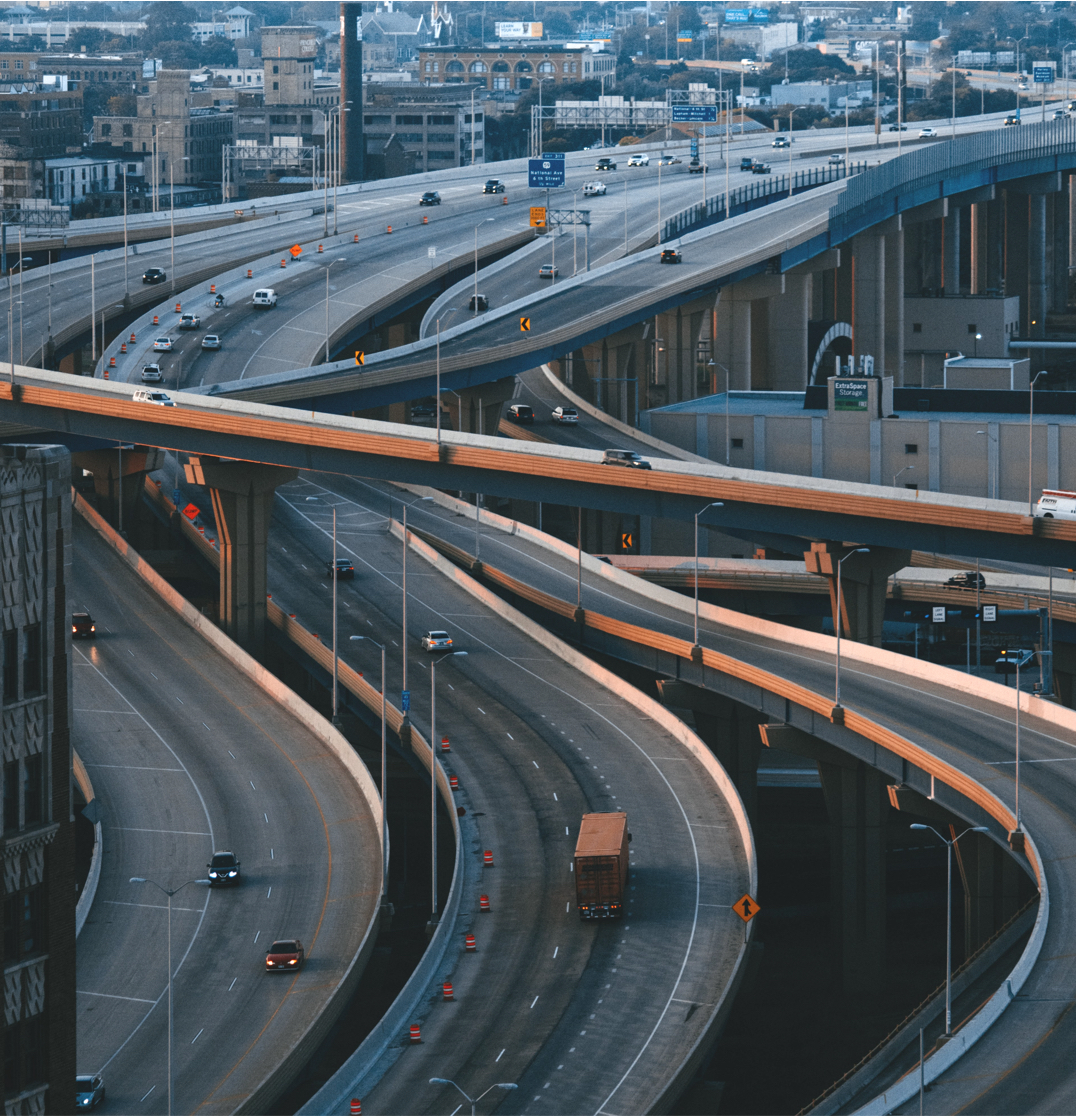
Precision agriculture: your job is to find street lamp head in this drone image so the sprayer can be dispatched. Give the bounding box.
[971,826,990,833]
[429,1078,450,1085]
[452,650,469,657]
[129,877,147,883]
[496,1083,519,1089]
[909,824,929,830]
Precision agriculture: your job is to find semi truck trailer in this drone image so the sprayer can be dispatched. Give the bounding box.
[574,812,631,919]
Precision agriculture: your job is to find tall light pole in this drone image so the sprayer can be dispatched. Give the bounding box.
[429,1079,517,1116]
[399,495,433,699]
[474,217,494,314]
[430,649,467,918]
[788,106,800,198]
[436,308,460,444]
[694,502,724,646]
[893,464,915,486]
[708,359,731,464]
[129,876,210,1115]
[835,548,870,709]
[976,428,998,499]
[324,257,346,363]
[909,824,990,1035]
[351,634,387,893]
[331,506,341,726]
[1029,370,1047,513]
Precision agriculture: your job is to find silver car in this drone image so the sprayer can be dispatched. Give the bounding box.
[201,334,222,350]
[141,363,163,383]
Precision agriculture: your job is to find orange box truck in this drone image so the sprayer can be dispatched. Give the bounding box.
[574,812,630,919]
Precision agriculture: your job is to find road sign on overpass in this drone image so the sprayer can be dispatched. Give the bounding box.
[671,105,718,123]
[528,154,565,188]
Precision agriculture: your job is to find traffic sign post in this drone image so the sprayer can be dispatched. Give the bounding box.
[519,317,531,332]
[671,104,718,123]
[983,605,997,623]
[733,892,760,940]
[528,154,565,189]
[172,489,181,507]
[530,207,547,228]
[401,689,410,713]
[354,351,364,365]
[932,606,946,624]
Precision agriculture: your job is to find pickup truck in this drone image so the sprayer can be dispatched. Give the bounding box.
[575,812,630,919]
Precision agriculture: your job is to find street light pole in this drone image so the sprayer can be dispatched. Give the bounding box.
[893,464,915,486]
[1029,370,1047,513]
[324,258,346,363]
[694,502,724,646]
[909,824,990,1035]
[351,635,388,893]
[331,506,341,726]
[835,548,870,708]
[430,650,466,917]
[129,876,210,1115]
[429,1078,518,1116]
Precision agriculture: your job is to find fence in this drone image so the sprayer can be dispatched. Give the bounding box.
[662,160,866,241]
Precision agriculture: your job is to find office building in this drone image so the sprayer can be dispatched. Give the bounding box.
[417,44,616,93]
[363,82,484,173]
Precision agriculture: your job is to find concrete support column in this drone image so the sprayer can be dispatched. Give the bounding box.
[803,541,910,646]
[852,233,885,372]
[439,376,516,435]
[72,447,164,540]
[970,202,987,294]
[943,206,961,294]
[768,274,810,390]
[183,456,298,656]
[1051,187,1070,314]
[1030,193,1048,338]
[1006,190,1030,331]
[883,226,904,384]
[714,294,752,390]
[986,197,1004,294]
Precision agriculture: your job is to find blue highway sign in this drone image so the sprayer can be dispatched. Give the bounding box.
[671,105,719,123]
[528,156,565,188]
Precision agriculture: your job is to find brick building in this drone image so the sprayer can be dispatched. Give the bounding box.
[1,444,76,1116]
[363,82,485,173]
[417,44,616,92]
[0,80,82,202]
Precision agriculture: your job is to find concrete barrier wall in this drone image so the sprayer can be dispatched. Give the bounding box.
[71,490,385,1114]
[72,750,102,939]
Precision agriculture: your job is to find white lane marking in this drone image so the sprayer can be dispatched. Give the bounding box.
[264,813,269,824]
[553,946,559,958]
[140,1086,156,1103]
[508,732,514,740]
[76,709,141,715]
[202,723,210,730]
[78,990,156,1005]
[71,647,215,1076]
[553,792,558,801]
[228,978,237,991]
[477,706,486,714]
[254,931,260,943]
[228,750,236,759]
[690,823,729,828]
[496,1048,505,1062]
[250,780,256,790]
[532,760,539,768]
[105,900,203,912]
[987,757,1076,765]
[114,827,211,836]
[565,827,569,835]
[176,697,184,704]
[85,764,183,772]
[566,902,570,913]
[271,848,275,859]
[267,886,272,898]
[531,995,539,1008]
[191,1028,204,1044]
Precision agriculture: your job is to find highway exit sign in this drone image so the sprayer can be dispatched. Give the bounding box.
[528,155,565,188]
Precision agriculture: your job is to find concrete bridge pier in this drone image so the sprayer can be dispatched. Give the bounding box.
[72,447,165,540]
[761,722,887,993]
[183,455,298,657]
[803,542,910,646]
[439,376,516,435]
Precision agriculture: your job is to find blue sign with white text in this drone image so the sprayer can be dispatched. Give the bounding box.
[672,104,719,122]
[751,8,770,20]
[528,156,565,188]
[1033,64,1055,84]
[726,9,749,21]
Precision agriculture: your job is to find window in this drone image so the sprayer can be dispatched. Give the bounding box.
[492,60,509,72]
[445,60,464,73]
[272,81,278,90]
[912,322,922,333]
[122,123,132,137]
[967,323,978,334]
[3,760,17,832]
[4,888,42,961]
[538,60,555,73]
[22,754,42,827]
[272,64,279,74]
[469,60,487,73]
[100,122,111,136]
[515,60,533,72]
[731,438,744,449]
[396,114,423,125]
[2,629,16,702]
[905,443,918,454]
[905,483,919,490]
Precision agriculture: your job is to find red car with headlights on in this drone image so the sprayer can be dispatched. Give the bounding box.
[265,939,304,972]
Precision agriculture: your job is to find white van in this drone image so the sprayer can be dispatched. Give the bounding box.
[1034,489,1076,518]
[252,288,277,308]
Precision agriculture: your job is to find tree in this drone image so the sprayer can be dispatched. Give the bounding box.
[107,93,137,116]
[200,36,238,66]
[154,39,201,70]
[141,2,198,52]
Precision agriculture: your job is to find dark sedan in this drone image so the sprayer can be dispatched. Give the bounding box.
[142,267,166,284]
[326,558,355,580]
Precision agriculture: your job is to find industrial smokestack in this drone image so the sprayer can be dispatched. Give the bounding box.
[340,2,364,182]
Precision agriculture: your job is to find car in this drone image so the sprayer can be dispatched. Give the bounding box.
[660,248,682,264]
[1004,114,1021,125]
[552,405,578,424]
[538,263,559,278]
[595,156,617,171]
[946,571,986,590]
[252,288,277,308]
[888,123,908,131]
[772,136,790,148]
[627,152,649,166]
[1034,489,1076,518]
[583,180,606,196]
[919,127,938,138]
[76,1073,105,1109]
[1018,82,1029,91]
[178,313,200,330]
[326,558,354,579]
[828,153,845,164]
[601,448,651,470]
[688,159,708,173]
[265,939,304,972]
[207,850,241,886]
[1054,108,1068,119]
[422,630,453,651]
[507,403,534,423]
[132,389,175,407]
[201,334,222,350]
[740,156,755,171]
[142,267,166,284]
[658,153,681,165]
[419,190,441,205]
[141,363,163,383]
[995,648,1035,675]
[468,294,488,311]
[71,612,95,639]
[751,162,772,174]
[152,336,173,351]
[482,178,505,194]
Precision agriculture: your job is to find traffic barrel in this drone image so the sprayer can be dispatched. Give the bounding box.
[247,268,252,278]
[210,284,216,294]
[129,332,136,343]
[175,302,181,313]
[108,356,116,368]
[503,195,508,205]
[120,342,127,353]
[442,981,454,1001]
[422,214,428,225]
[350,1101,361,1116]
[483,849,494,867]
[387,225,393,234]
[280,258,286,268]
[353,233,359,242]
[409,1024,421,1044]
[449,775,459,791]
[465,933,476,952]
[479,894,490,912]
[103,369,109,380]
[152,315,159,325]
[318,243,323,253]
[440,735,450,752]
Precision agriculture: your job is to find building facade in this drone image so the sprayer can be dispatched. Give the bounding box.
[363,82,484,172]
[1,444,76,1116]
[43,155,123,206]
[418,44,616,92]
[261,25,318,106]
[0,80,82,203]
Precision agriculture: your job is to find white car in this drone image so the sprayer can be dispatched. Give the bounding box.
[583,180,606,197]
[919,127,938,138]
[132,389,175,407]
[552,406,578,424]
[152,336,173,351]
[421,630,453,651]
[140,363,162,383]
[627,152,649,166]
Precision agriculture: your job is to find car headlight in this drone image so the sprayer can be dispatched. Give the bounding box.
[228,870,237,877]
[289,958,298,964]
[209,871,218,877]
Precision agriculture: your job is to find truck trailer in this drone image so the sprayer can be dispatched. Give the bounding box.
[574,812,630,919]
